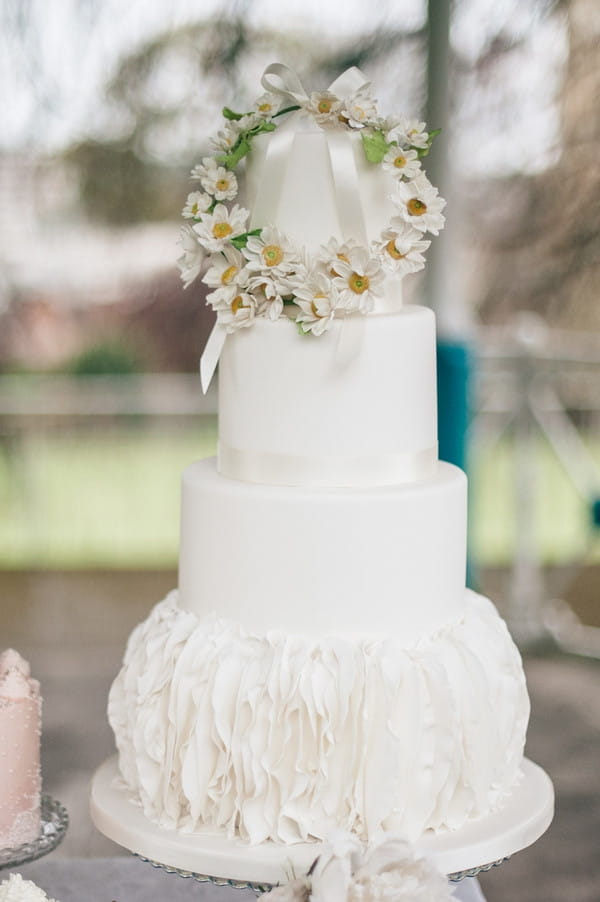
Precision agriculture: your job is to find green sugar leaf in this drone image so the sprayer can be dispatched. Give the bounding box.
[222,107,245,121]
[216,136,251,169]
[230,228,262,249]
[361,130,390,164]
[250,120,277,136]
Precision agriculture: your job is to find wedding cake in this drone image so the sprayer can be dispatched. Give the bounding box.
[108,64,530,849]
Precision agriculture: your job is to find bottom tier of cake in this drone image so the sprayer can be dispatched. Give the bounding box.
[108,589,529,846]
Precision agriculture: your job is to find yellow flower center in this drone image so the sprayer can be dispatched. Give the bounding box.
[258,102,272,113]
[221,265,238,285]
[216,178,230,192]
[407,197,427,216]
[330,252,349,276]
[262,244,284,267]
[393,154,407,169]
[191,202,199,215]
[348,272,370,294]
[385,240,406,260]
[310,293,328,317]
[317,99,333,114]
[231,295,247,314]
[213,221,233,239]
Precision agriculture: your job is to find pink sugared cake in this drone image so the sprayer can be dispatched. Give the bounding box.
[0,649,41,849]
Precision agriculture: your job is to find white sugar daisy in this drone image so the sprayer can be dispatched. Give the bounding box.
[177,224,206,288]
[246,273,286,321]
[254,92,282,119]
[392,174,446,235]
[304,91,343,125]
[316,237,362,278]
[182,191,212,219]
[201,164,238,202]
[208,285,256,332]
[243,225,300,276]
[342,85,379,129]
[190,157,238,201]
[193,203,249,253]
[190,156,216,182]
[237,112,262,132]
[0,873,58,902]
[294,271,342,335]
[385,115,429,149]
[376,223,431,275]
[332,247,384,313]
[210,123,241,153]
[382,146,421,181]
[202,246,247,289]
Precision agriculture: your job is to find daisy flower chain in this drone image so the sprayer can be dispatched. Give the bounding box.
[178,79,445,335]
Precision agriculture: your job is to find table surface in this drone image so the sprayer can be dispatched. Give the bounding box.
[4,857,488,902]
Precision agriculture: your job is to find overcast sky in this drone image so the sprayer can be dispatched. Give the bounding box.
[0,0,567,176]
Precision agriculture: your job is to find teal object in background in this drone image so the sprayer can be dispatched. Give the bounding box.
[437,340,472,472]
[437,339,473,586]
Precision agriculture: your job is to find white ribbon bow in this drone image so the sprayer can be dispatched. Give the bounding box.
[200,63,372,393]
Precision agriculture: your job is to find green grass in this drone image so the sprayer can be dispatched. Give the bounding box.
[0,420,598,568]
[469,436,600,566]
[0,420,217,568]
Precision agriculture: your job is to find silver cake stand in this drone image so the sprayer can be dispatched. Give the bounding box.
[91,756,553,892]
[0,796,69,871]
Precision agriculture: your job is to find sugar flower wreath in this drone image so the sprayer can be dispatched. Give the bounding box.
[178,63,445,387]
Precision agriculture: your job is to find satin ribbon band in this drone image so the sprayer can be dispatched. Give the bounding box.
[218,442,438,488]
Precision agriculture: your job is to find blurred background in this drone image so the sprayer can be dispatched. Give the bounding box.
[1,1,599,900]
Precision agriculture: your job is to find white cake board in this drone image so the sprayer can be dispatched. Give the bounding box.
[90,755,553,887]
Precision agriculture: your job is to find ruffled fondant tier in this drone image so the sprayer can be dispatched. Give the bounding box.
[108,590,529,846]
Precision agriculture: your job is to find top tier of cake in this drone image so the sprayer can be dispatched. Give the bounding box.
[245,120,399,303]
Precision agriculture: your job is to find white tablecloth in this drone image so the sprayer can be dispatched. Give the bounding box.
[4,857,488,901]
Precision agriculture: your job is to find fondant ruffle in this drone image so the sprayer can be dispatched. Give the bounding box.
[108,590,529,845]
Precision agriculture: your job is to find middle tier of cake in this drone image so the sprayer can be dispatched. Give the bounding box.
[179,458,467,645]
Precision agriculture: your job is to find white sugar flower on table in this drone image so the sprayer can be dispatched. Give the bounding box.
[393,174,446,235]
[260,833,455,902]
[0,874,57,902]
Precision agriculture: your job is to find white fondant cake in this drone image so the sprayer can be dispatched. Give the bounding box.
[108,64,529,851]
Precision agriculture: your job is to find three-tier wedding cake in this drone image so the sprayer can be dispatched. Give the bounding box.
[107,64,530,850]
